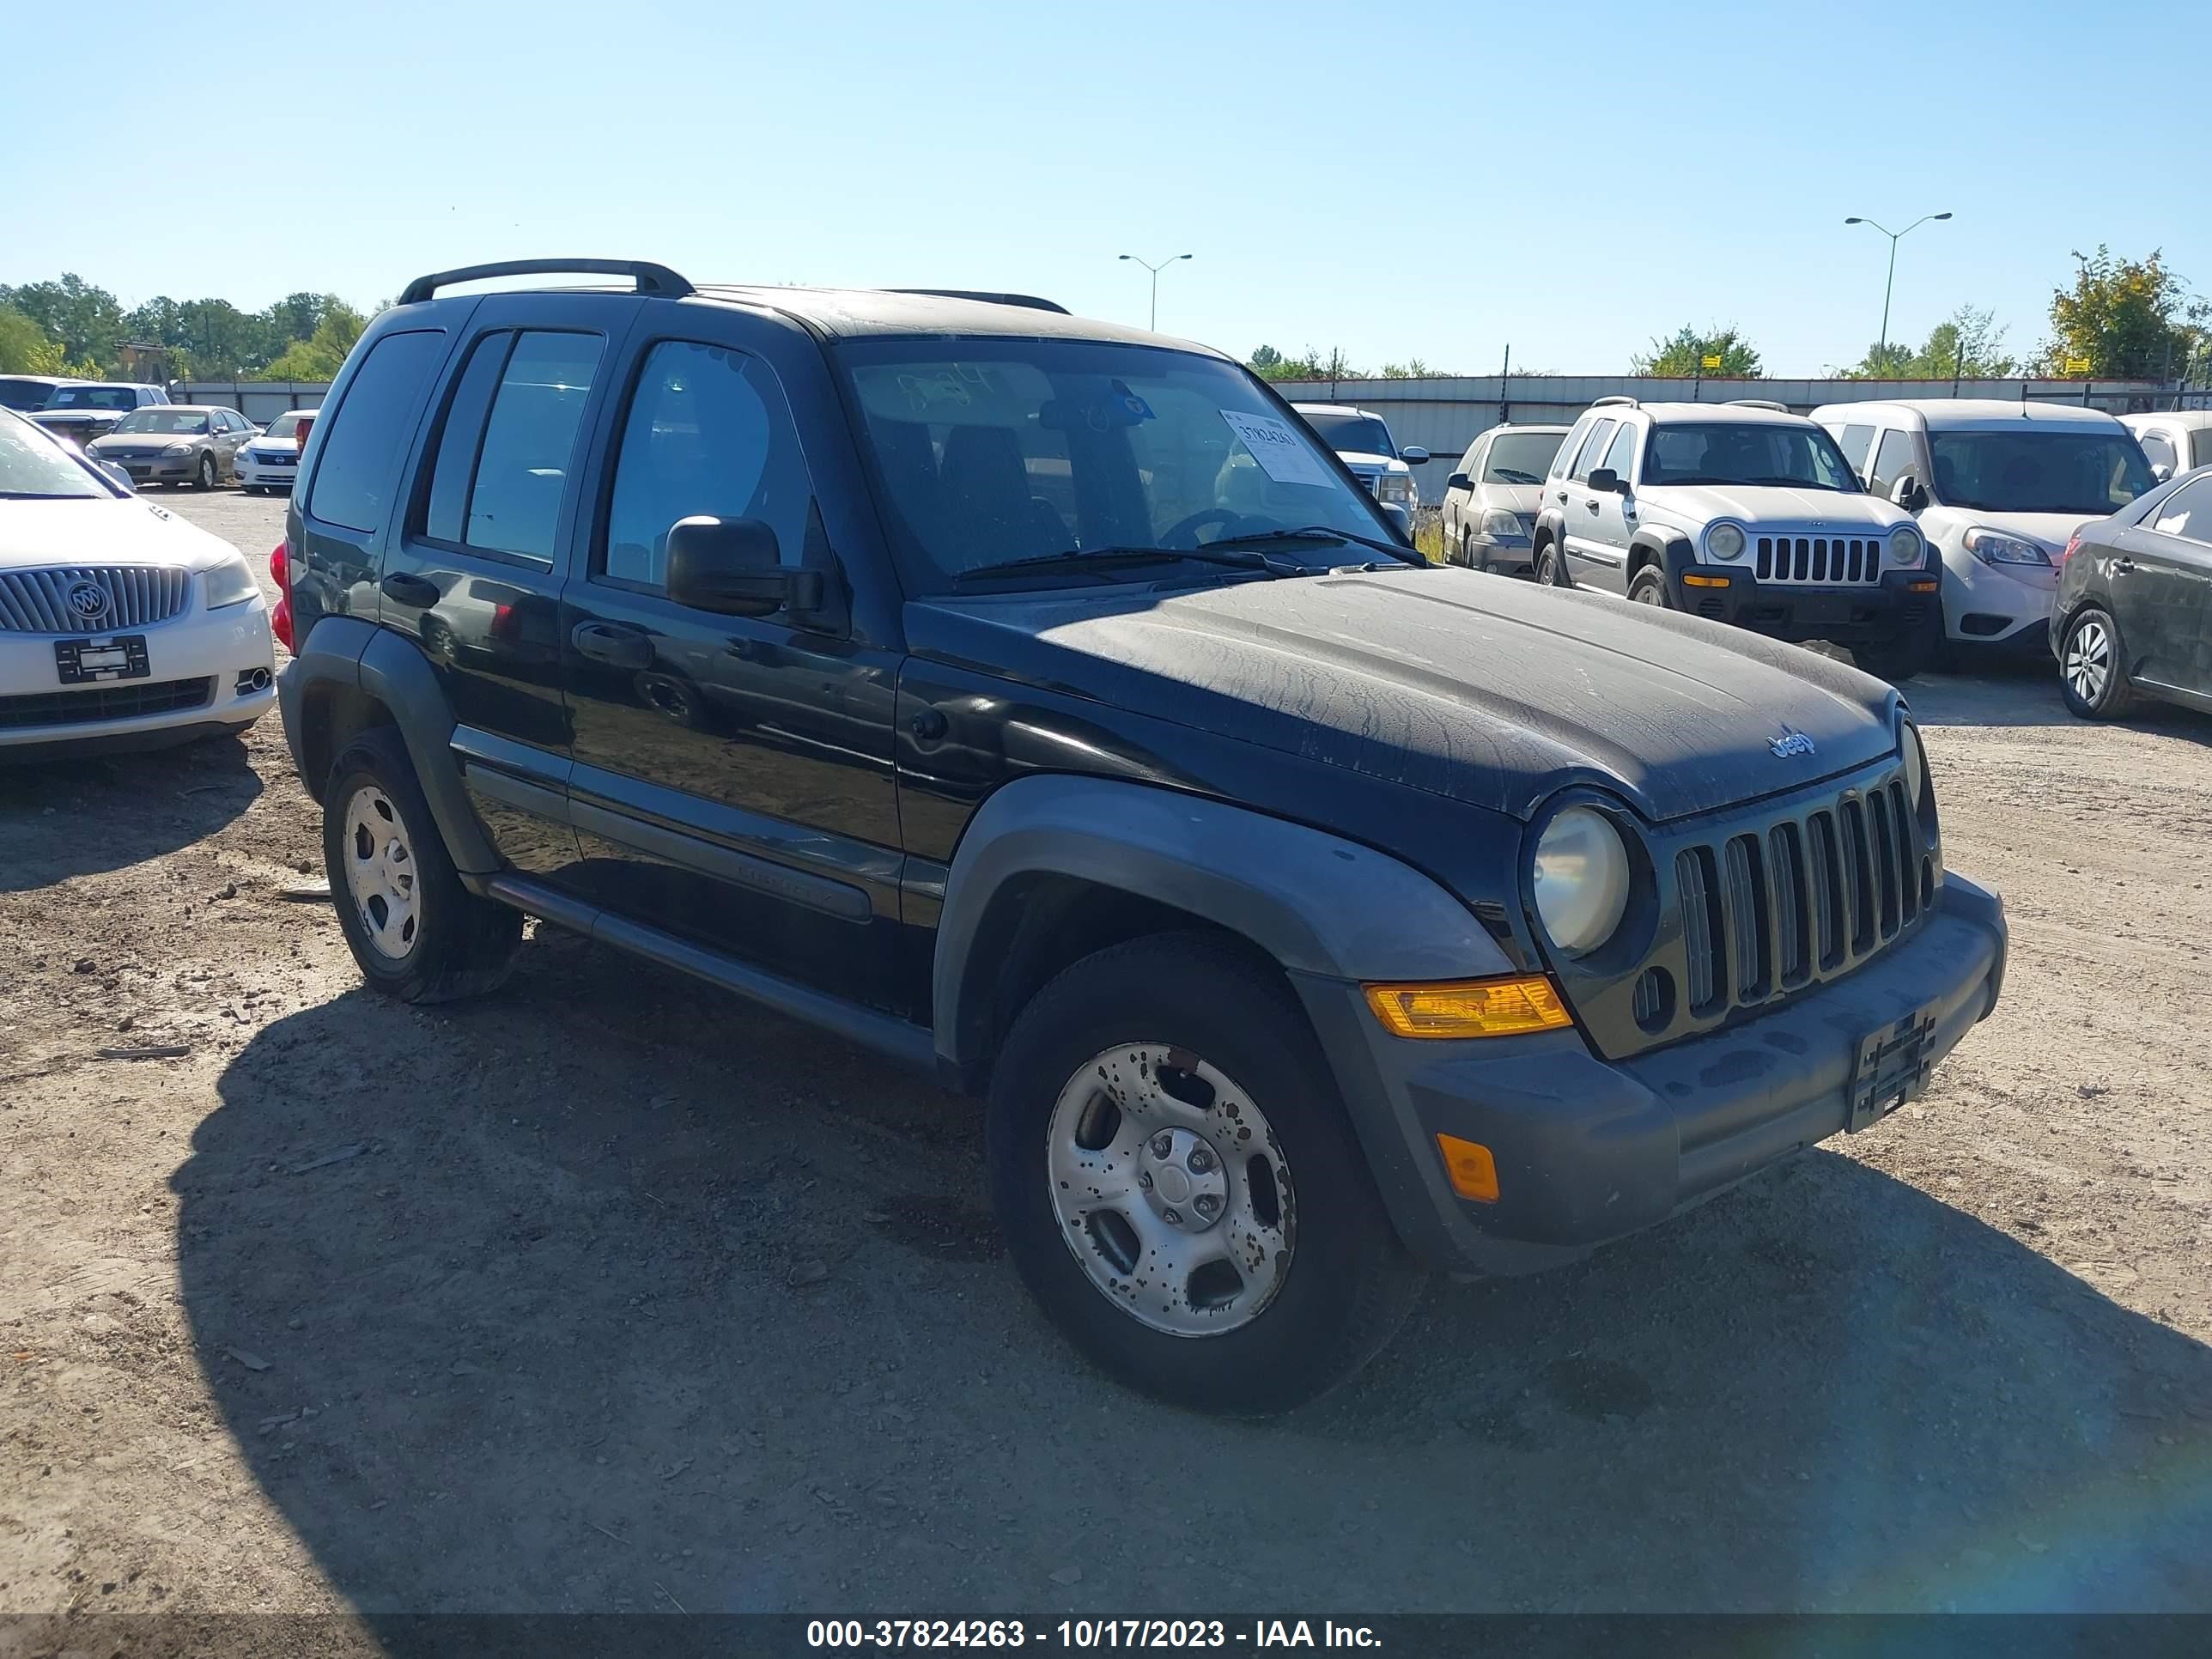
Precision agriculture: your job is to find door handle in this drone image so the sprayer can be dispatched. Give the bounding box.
[2113,557,2136,571]
[1585,499,1602,512]
[379,572,440,607]
[570,620,654,671]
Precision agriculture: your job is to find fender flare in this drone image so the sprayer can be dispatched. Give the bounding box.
[932,775,1512,1073]
[1629,529,1696,595]
[277,617,498,872]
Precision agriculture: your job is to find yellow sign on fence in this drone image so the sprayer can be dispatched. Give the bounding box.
[1700,354,1723,370]
[2063,356,2092,374]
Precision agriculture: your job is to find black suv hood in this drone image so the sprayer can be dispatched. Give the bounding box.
[905,567,1901,823]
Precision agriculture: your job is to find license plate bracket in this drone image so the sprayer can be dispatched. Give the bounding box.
[1847,1004,1936,1132]
[56,635,150,684]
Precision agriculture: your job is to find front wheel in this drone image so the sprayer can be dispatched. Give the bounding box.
[1628,566,1674,608]
[1852,625,1937,685]
[986,934,1422,1414]
[194,452,216,490]
[324,727,520,1002]
[1534,540,1570,588]
[2057,606,2136,719]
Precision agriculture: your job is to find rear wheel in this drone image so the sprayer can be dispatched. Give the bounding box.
[2058,605,2136,719]
[324,726,520,1002]
[986,933,1422,1414]
[1628,566,1674,608]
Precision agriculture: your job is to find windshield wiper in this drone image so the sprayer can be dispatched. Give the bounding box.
[1200,525,1420,563]
[949,545,1301,586]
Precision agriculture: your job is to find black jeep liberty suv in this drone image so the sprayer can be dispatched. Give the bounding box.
[276,260,2007,1412]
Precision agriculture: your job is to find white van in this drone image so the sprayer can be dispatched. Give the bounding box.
[1809,399,2158,659]
[2120,410,2212,483]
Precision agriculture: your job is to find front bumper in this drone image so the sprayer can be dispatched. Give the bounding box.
[0,599,277,756]
[1663,556,1941,644]
[97,453,198,484]
[237,459,299,488]
[1296,874,2007,1275]
[1939,547,2057,647]
[1469,533,1535,574]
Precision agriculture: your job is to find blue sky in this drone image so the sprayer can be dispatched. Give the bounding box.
[9,0,2206,377]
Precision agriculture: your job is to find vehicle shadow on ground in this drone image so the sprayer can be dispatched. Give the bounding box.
[0,735,262,890]
[178,935,2212,1624]
[1910,664,2211,745]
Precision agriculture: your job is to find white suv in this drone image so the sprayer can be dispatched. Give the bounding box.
[1811,399,2158,661]
[0,410,276,761]
[1532,398,1939,681]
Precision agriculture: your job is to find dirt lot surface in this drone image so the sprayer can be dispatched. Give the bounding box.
[4,489,2209,1636]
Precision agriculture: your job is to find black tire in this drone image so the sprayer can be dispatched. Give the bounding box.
[2057,605,2136,720]
[193,452,216,490]
[243,483,264,497]
[1534,539,1570,588]
[986,933,1423,1414]
[1627,565,1674,609]
[323,726,520,1002]
[1852,623,1938,686]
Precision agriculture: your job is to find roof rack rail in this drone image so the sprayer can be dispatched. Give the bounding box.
[398,259,695,307]
[886,289,1070,315]
[1724,398,1791,413]
[1590,395,1638,409]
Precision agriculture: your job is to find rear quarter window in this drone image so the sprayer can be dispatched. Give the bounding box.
[307,329,447,534]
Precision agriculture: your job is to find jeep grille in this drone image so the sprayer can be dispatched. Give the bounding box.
[1754,536,1884,586]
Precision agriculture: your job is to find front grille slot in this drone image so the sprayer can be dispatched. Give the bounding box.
[1677,847,1725,1016]
[1768,823,1809,986]
[1807,811,1844,969]
[1753,536,1884,586]
[1891,782,1919,925]
[0,676,214,730]
[1723,834,1771,1003]
[0,566,192,634]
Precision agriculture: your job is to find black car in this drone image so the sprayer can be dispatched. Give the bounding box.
[276,259,2008,1413]
[2052,465,2212,721]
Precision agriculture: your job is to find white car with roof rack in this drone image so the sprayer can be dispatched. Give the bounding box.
[0,409,276,761]
[1811,398,2159,660]
[1531,396,1940,682]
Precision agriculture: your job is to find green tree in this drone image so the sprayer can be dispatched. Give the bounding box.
[0,274,125,368]
[0,307,50,374]
[1630,325,1762,378]
[1847,305,2017,380]
[2039,246,2207,379]
[1249,345,1357,383]
[258,302,367,380]
[1249,343,1283,373]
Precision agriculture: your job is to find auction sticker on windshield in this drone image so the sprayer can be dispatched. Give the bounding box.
[1221,410,1336,488]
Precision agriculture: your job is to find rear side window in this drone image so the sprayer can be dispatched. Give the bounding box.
[307,330,446,534]
[1570,419,1617,483]
[2148,477,2211,545]
[1869,428,1917,496]
[1836,423,1875,473]
[1551,418,1591,480]
[413,330,602,563]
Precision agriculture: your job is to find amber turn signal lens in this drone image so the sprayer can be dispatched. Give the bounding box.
[1908,578,1939,592]
[1363,975,1571,1039]
[1435,1133,1501,1202]
[1681,572,1730,588]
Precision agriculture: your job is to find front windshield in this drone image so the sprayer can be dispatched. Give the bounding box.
[1484,430,1567,485]
[263,410,313,440]
[1299,411,1395,458]
[1928,431,2154,514]
[838,338,1401,592]
[1643,422,1861,491]
[0,379,58,412]
[49,386,140,410]
[0,411,112,499]
[112,410,210,435]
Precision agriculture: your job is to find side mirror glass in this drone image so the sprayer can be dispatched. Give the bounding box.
[665,516,820,618]
[1587,467,1620,494]
[1446,471,1471,491]
[1399,446,1430,465]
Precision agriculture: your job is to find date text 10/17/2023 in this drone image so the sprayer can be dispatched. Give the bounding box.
[806,1620,1383,1649]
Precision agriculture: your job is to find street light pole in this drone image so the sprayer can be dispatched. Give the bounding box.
[1844,211,1953,361]
[1117,252,1192,331]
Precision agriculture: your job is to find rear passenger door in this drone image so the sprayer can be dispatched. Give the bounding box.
[557,307,908,1013]
[377,294,639,881]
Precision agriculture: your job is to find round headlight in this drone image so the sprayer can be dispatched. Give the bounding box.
[1532,806,1631,957]
[1890,525,1923,565]
[1706,523,1746,561]
[1899,723,1925,809]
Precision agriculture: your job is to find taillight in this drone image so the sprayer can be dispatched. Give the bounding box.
[270,539,293,649]
[2060,531,2082,566]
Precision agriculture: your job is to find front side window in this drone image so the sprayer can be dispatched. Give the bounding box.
[111,410,210,435]
[1644,422,1863,492]
[1927,431,2154,514]
[308,329,447,534]
[1483,430,1565,485]
[1299,411,1395,458]
[601,340,815,590]
[837,338,1401,592]
[1600,422,1638,481]
[0,410,109,498]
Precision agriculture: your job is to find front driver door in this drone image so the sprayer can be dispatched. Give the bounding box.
[558,315,907,1013]
[2113,477,2212,694]
[1581,419,1642,592]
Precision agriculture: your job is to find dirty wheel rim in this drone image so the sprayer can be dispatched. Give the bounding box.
[1046,1045,1296,1338]
[341,785,422,962]
[2065,617,2111,704]
[198,453,215,488]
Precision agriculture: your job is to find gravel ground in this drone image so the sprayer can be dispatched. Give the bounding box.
[3,489,2209,1634]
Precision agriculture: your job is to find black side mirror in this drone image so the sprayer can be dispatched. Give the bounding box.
[1446,471,1471,491]
[1399,446,1430,465]
[665,516,821,618]
[1890,476,1929,513]
[1588,467,1623,494]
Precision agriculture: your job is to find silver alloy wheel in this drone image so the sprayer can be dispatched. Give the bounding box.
[341,785,422,961]
[198,453,216,489]
[2065,617,2111,704]
[1046,1044,1296,1338]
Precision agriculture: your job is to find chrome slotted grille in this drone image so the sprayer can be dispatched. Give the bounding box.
[1754,536,1884,586]
[0,566,191,634]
